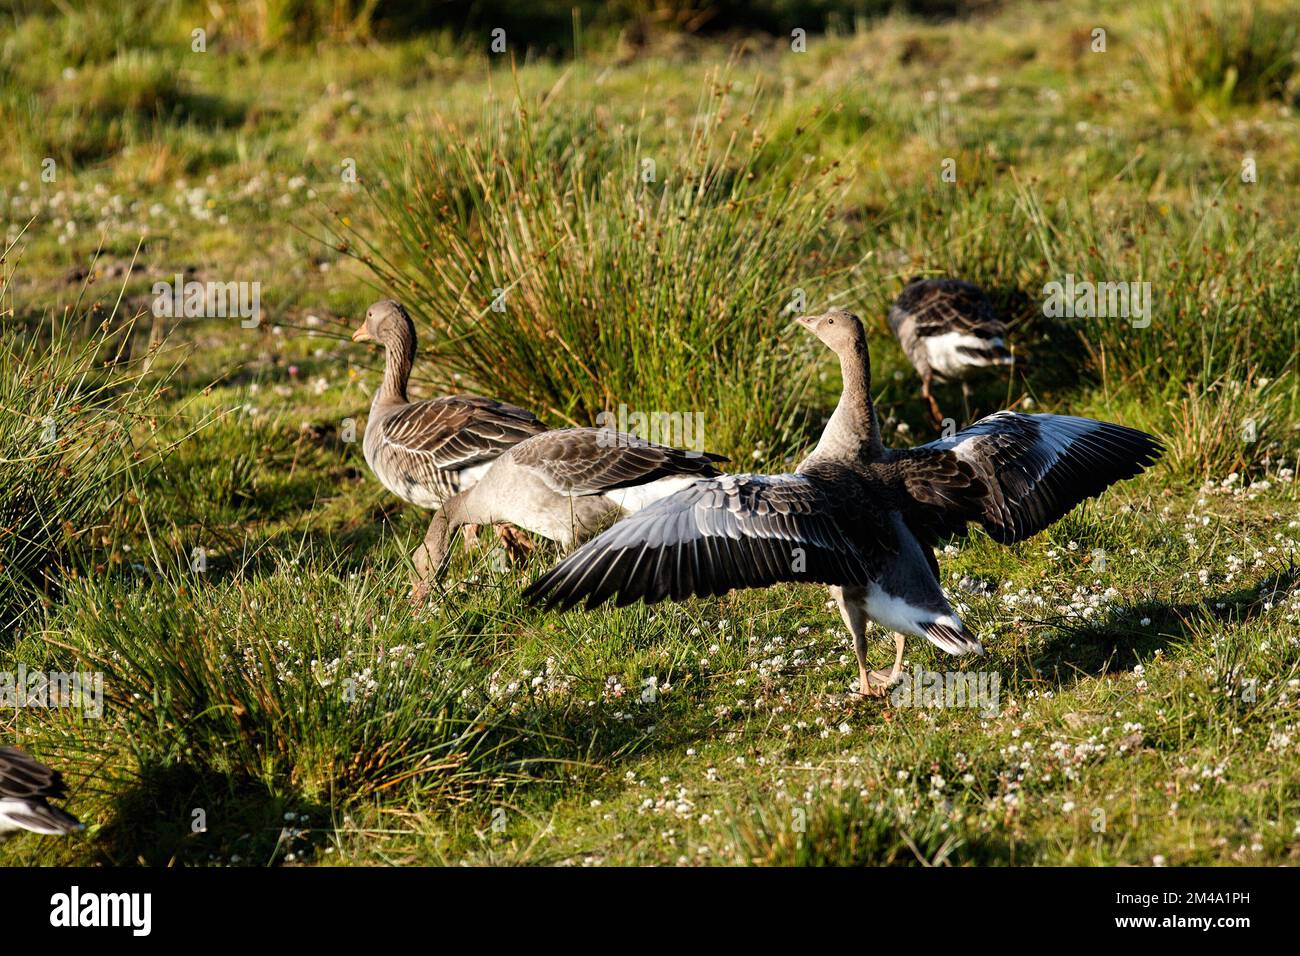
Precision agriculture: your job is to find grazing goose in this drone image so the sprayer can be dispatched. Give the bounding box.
[0,746,82,841]
[525,309,1161,699]
[352,299,547,550]
[410,427,726,602]
[889,277,1014,428]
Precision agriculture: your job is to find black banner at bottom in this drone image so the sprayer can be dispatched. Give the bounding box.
[0,865,1281,941]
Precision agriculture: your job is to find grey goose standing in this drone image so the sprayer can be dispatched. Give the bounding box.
[889,277,1014,428]
[410,427,726,602]
[525,309,1162,698]
[0,746,82,841]
[352,299,547,550]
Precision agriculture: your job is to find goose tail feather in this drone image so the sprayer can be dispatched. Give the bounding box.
[924,620,985,657]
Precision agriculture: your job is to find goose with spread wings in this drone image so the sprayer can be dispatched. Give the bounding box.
[525,309,1162,698]
[352,299,547,552]
[409,427,727,602]
[0,746,82,841]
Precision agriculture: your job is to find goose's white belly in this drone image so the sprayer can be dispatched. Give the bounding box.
[0,798,59,836]
[862,583,934,639]
[925,332,1004,378]
[382,462,493,510]
[602,476,697,515]
[861,583,964,641]
[457,462,492,489]
[400,487,444,509]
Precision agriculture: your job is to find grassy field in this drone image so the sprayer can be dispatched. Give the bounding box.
[1,0,1298,866]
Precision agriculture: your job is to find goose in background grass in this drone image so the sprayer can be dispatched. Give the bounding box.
[352,299,547,556]
[410,427,727,603]
[889,277,1015,428]
[0,746,82,841]
[525,309,1161,699]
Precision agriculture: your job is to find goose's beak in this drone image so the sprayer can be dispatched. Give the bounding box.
[794,314,817,330]
[351,323,372,343]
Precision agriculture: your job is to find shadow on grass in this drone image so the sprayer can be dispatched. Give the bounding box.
[1020,562,1300,688]
[91,761,331,867]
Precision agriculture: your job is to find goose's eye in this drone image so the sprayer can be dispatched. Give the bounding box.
[828,318,834,325]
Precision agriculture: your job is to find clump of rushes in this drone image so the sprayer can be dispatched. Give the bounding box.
[1166,376,1288,482]
[57,556,517,807]
[344,76,859,464]
[0,257,170,628]
[1146,0,1298,111]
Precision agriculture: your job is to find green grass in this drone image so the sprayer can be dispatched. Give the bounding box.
[1,0,1299,867]
[0,261,175,629]
[1145,0,1298,112]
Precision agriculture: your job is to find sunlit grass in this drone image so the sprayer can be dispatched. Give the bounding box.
[1,0,1298,867]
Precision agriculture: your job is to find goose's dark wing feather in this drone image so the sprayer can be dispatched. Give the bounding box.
[523,472,884,610]
[892,412,1163,545]
[378,394,545,469]
[511,428,726,496]
[0,746,67,801]
[0,747,81,836]
[890,277,1005,339]
[890,446,987,543]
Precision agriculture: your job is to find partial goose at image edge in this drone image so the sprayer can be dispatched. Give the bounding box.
[0,746,83,843]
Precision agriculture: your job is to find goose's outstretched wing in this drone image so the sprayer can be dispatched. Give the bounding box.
[894,412,1163,545]
[510,428,726,496]
[524,472,883,610]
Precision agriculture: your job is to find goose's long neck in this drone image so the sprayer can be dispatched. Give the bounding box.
[808,342,881,465]
[376,324,416,406]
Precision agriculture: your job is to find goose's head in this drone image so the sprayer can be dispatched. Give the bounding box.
[352,299,414,350]
[795,308,865,356]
